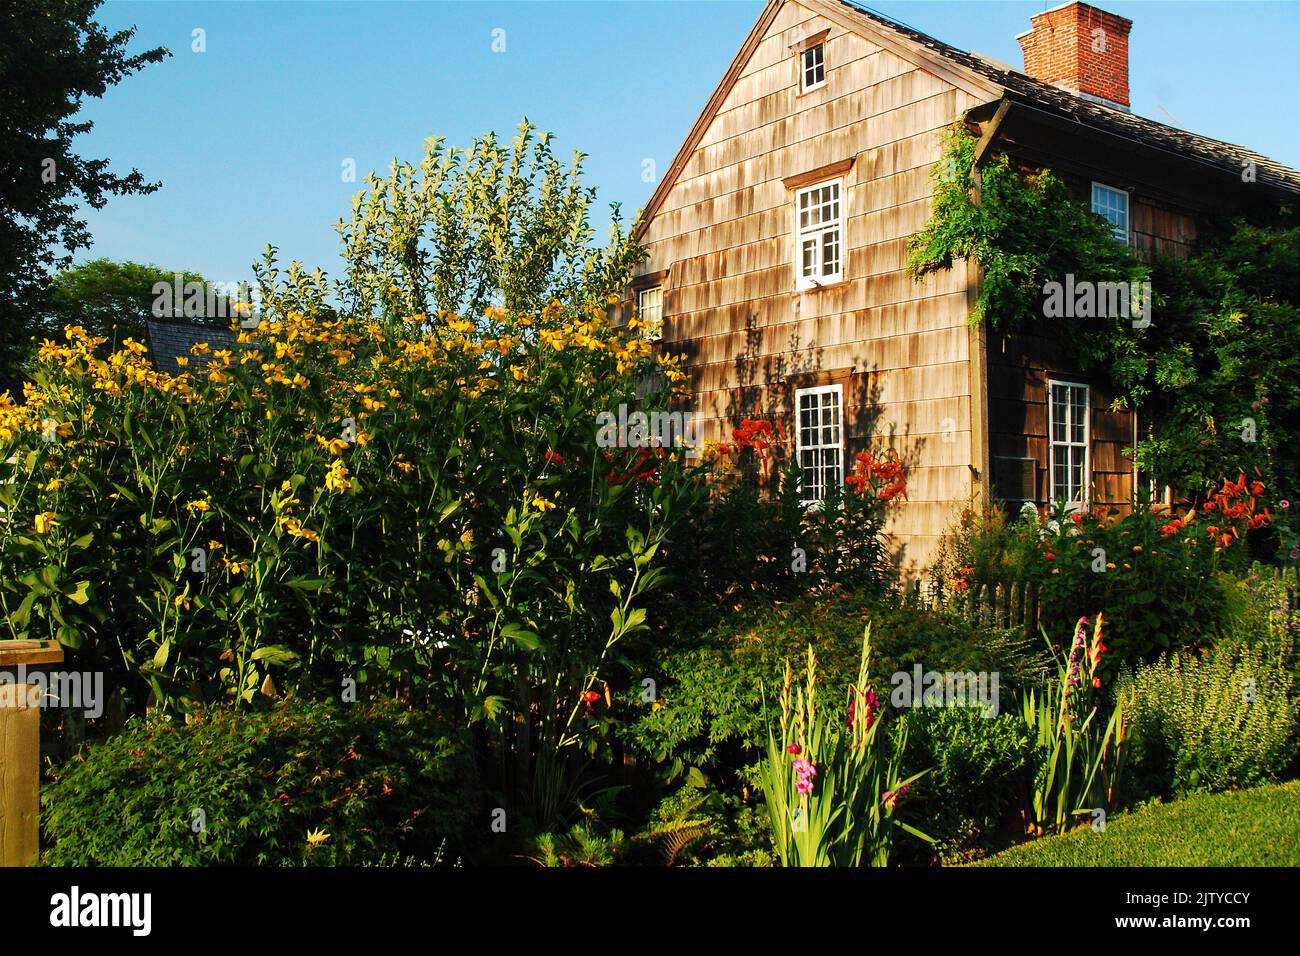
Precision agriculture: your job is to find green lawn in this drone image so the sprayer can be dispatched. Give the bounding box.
[975,781,1300,867]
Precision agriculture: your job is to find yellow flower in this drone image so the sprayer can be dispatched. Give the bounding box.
[317,435,351,456]
[325,459,350,493]
[306,828,331,847]
[395,459,415,475]
[531,494,556,512]
[510,366,529,382]
[174,594,193,611]
[186,500,211,513]
[34,511,58,535]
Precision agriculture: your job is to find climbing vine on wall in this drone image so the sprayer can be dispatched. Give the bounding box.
[908,124,1299,559]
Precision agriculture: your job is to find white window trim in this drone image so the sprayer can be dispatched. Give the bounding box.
[793,178,844,291]
[794,383,844,507]
[1091,181,1130,246]
[1048,379,1090,511]
[799,42,826,94]
[637,285,663,342]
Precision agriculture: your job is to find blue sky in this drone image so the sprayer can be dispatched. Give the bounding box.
[76,0,1300,287]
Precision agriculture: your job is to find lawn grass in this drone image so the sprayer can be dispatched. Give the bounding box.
[975,780,1300,867]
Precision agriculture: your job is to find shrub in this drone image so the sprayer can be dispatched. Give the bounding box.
[626,589,1048,792]
[0,123,705,829]
[42,698,478,865]
[894,706,1035,864]
[1218,564,1300,678]
[934,492,1271,676]
[1116,644,1298,798]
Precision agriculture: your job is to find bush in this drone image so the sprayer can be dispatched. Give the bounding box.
[1116,644,1298,799]
[622,589,1051,862]
[894,706,1035,864]
[1,124,706,830]
[1218,565,1300,677]
[934,494,1273,676]
[42,698,479,866]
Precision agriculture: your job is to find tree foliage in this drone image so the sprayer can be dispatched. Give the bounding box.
[333,119,645,328]
[0,0,168,384]
[43,258,217,350]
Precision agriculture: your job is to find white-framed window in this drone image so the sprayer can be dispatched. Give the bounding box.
[637,286,663,341]
[1091,182,1129,245]
[795,179,843,290]
[800,42,825,93]
[795,384,843,506]
[1048,380,1090,509]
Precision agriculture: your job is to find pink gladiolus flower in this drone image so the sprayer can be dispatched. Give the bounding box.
[787,743,800,755]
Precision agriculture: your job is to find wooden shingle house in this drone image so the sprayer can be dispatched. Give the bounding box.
[627,0,1300,574]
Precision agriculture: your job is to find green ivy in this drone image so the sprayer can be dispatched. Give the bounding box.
[909,125,1299,546]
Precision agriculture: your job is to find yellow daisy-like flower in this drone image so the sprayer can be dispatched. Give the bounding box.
[510,366,529,382]
[174,594,193,611]
[531,494,556,512]
[186,500,211,513]
[317,435,351,456]
[34,511,58,535]
[325,459,350,493]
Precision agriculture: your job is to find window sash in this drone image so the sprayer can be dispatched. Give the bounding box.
[637,286,663,340]
[1049,381,1090,508]
[795,384,843,505]
[801,43,825,91]
[795,179,843,288]
[1091,182,1129,245]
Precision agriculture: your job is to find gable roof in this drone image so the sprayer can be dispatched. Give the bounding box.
[636,0,1299,236]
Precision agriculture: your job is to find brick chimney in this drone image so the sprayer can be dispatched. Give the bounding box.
[1017,2,1133,110]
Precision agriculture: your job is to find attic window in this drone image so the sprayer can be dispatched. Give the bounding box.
[800,43,825,92]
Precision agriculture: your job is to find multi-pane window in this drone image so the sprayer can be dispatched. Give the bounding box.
[1049,381,1090,509]
[795,384,843,506]
[800,42,825,92]
[637,286,663,341]
[795,179,843,290]
[1091,182,1129,245]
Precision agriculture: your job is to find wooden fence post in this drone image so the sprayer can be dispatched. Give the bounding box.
[0,640,64,867]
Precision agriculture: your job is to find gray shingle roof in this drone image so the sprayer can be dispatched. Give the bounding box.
[837,1,1300,195]
[145,320,240,376]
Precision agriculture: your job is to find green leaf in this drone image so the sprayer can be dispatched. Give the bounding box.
[251,645,299,666]
[501,622,541,652]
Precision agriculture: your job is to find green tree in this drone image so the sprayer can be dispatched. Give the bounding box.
[1126,223,1300,500]
[43,258,219,350]
[330,119,645,328]
[0,0,168,385]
